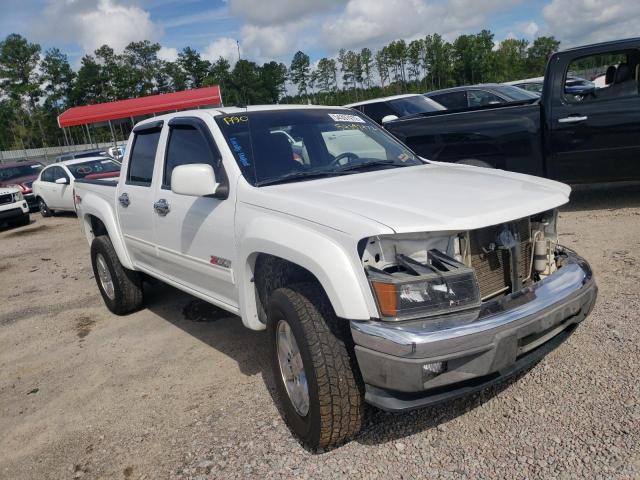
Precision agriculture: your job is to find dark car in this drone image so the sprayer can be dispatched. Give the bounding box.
[505,75,595,97]
[345,94,446,124]
[424,84,539,110]
[0,161,44,210]
[385,37,640,184]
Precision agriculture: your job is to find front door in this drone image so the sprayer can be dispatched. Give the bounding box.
[548,48,640,183]
[116,122,163,270]
[151,116,237,310]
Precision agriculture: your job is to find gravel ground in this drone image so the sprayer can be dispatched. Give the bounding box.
[0,186,639,480]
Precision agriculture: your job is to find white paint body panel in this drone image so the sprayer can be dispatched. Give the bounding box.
[74,106,571,331]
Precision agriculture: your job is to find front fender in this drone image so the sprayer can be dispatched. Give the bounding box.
[237,216,375,330]
[78,193,135,271]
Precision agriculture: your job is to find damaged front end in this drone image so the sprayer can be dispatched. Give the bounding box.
[352,209,597,411]
[362,209,561,321]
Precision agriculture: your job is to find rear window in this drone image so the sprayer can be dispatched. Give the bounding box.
[387,96,446,116]
[67,159,120,179]
[127,130,161,186]
[429,91,467,110]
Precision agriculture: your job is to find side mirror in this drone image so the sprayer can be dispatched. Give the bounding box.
[171,164,219,197]
[381,115,399,124]
[55,177,68,185]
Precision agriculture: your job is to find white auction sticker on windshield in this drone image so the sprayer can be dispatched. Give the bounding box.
[328,113,365,123]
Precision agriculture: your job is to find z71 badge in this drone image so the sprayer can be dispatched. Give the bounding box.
[210,255,232,268]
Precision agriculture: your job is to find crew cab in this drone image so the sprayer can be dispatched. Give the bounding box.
[0,185,30,227]
[384,38,640,183]
[33,157,120,217]
[73,105,597,449]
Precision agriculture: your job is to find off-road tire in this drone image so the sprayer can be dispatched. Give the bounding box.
[267,283,365,450]
[90,235,143,315]
[38,198,53,217]
[456,158,494,168]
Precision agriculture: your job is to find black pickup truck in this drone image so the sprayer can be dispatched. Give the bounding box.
[384,38,640,183]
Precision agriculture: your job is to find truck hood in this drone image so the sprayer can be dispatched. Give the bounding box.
[245,163,570,234]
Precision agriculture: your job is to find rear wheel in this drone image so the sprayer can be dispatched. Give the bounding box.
[267,283,365,450]
[90,236,143,315]
[38,198,52,217]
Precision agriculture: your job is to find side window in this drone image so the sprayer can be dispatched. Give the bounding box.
[50,166,68,182]
[430,92,467,110]
[564,51,639,103]
[361,102,396,124]
[163,124,220,188]
[467,90,505,107]
[127,129,161,186]
[41,168,54,182]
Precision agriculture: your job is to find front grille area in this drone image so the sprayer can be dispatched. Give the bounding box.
[0,193,13,205]
[469,218,532,300]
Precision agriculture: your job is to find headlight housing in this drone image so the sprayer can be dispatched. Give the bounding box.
[12,191,23,202]
[368,249,481,321]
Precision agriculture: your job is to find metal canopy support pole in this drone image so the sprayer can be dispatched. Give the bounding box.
[62,127,69,147]
[85,124,94,148]
[108,120,118,150]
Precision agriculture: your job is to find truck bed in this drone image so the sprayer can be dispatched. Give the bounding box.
[386,102,544,177]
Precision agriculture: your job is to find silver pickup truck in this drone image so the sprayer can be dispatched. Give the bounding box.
[73,105,597,449]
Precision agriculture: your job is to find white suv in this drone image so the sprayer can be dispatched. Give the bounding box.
[0,186,30,227]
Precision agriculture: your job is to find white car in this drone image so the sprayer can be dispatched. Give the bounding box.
[0,185,30,227]
[32,157,121,217]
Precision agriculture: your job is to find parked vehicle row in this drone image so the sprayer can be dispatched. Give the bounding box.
[74,104,597,450]
[379,38,640,184]
[33,157,121,216]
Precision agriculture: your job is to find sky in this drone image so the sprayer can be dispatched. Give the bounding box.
[0,0,638,67]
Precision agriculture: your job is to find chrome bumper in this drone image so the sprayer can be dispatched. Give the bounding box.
[350,247,597,411]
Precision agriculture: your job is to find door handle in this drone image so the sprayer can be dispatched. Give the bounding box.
[118,193,130,207]
[153,198,170,216]
[558,115,588,124]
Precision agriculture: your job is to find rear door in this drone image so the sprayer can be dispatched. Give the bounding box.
[116,121,163,269]
[151,115,237,309]
[548,48,640,182]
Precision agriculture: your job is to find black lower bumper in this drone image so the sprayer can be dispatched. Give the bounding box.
[0,207,27,221]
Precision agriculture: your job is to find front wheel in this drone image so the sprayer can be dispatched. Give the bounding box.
[267,283,365,450]
[90,236,143,315]
[38,198,52,217]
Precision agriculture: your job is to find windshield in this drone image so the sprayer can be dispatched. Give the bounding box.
[215,109,424,186]
[0,163,43,181]
[388,96,446,115]
[67,159,120,179]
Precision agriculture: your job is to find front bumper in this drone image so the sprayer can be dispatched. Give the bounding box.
[0,202,29,221]
[350,247,597,411]
[24,193,38,210]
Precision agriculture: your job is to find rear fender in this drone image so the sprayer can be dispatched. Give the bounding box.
[79,194,134,270]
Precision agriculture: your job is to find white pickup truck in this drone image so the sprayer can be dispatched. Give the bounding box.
[74,105,597,449]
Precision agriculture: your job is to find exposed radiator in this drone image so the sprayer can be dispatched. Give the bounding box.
[468,218,532,300]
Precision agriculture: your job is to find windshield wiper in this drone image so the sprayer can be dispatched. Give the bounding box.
[255,170,339,187]
[334,159,412,173]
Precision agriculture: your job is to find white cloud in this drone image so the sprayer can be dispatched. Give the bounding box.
[321,0,522,51]
[40,0,160,54]
[159,8,228,29]
[203,37,240,66]
[228,0,340,26]
[543,0,640,46]
[158,46,178,62]
[522,21,539,39]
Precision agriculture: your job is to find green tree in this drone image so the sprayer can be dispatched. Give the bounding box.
[70,55,103,106]
[495,38,529,82]
[289,50,311,98]
[40,48,75,110]
[360,48,373,89]
[178,46,211,88]
[0,33,42,108]
[122,40,161,97]
[527,36,561,76]
[260,61,288,103]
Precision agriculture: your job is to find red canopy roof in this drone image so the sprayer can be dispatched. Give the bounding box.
[57,86,222,128]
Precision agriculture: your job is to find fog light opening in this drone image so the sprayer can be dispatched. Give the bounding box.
[422,361,447,380]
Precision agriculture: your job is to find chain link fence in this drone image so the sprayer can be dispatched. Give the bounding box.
[0,142,124,166]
